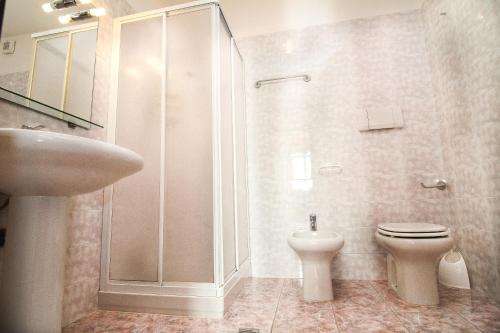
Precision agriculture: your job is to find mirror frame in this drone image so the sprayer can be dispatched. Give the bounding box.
[0,0,5,38]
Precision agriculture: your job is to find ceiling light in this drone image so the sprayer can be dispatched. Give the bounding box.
[89,7,106,17]
[58,11,90,24]
[42,3,55,13]
[58,14,72,24]
[42,0,77,12]
[42,0,93,13]
[58,7,106,24]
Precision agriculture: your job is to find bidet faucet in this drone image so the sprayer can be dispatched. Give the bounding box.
[309,214,317,231]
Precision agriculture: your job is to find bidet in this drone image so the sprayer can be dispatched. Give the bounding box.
[288,230,344,301]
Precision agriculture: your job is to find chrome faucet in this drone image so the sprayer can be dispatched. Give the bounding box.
[309,214,317,231]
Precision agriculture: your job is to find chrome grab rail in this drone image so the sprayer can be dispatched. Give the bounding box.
[420,178,447,191]
[255,74,311,88]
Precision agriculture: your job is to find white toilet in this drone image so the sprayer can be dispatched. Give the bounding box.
[375,222,453,305]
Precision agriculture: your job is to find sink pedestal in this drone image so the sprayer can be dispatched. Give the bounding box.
[0,196,68,333]
[0,128,143,332]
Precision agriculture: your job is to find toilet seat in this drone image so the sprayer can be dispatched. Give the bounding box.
[377,228,449,238]
[377,223,450,238]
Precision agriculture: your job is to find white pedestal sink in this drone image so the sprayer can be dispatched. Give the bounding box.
[0,129,143,333]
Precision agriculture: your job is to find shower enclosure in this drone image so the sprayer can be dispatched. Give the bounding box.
[99,0,249,317]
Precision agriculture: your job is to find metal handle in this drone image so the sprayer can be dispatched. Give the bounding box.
[21,124,45,130]
[255,74,311,88]
[420,179,447,191]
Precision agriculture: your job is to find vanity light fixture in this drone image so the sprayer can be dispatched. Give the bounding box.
[58,7,106,24]
[89,7,106,17]
[42,0,93,13]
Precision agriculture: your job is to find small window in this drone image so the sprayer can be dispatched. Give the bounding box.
[290,152,313,191]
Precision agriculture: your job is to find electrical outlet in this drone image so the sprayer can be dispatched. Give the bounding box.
[2,40,16,54]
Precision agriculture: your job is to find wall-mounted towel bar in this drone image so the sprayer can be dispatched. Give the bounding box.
[255,74,311,88]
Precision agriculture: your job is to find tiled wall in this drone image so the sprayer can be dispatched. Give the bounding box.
[0,71,29,95]
[0,0,134,326]
[238,10,450,280]
[0,0,497,325]
[423,0,500,302]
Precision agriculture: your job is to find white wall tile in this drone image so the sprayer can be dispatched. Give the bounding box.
[239,10,448,281]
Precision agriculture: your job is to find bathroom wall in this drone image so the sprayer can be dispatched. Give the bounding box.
[0,33,33,75]
[0,33,32,95]
[423,0,500,302]
[238,10,449,280]
[0,0,134,326]
[0,71,29,95]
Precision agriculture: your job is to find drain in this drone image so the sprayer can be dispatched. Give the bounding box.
[238,329,260,333]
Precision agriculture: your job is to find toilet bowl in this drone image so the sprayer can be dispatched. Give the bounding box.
[288,231,344,302]
[375,222,453,305]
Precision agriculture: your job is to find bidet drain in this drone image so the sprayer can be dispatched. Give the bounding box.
[238,329,260,333]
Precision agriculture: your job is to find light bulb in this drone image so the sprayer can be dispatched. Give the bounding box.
[89,7,106,17]
[58,14,72,24]
[42,2,54,13]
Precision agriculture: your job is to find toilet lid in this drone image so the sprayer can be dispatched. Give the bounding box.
[377,228,450,238]
[378,222,448,233]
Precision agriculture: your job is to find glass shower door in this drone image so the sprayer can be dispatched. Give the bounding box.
[162,8,215,283]
[64,28,98,121]
[110,16,164,282]
[30,35,69,109]
[107,4,245,287]
[220,18,237,280]
[233,41,250,265]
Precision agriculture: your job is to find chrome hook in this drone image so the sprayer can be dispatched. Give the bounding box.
[420,179,447,191]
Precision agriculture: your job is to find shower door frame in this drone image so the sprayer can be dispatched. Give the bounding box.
[100,0,250,304]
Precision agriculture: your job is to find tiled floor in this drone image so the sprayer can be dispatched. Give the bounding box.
[64,278,500,333]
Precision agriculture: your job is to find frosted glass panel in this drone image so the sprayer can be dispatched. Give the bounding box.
[30,36,68,109]
[64,29,97,121]
[163,9,214,283]
[220,21,237,279]
[110,17,163,282]
[233,43,250,264]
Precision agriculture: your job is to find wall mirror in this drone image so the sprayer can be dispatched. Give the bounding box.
[0,0,104,128]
